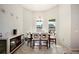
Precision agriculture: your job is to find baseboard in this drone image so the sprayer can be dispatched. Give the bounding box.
[71,49,79,52]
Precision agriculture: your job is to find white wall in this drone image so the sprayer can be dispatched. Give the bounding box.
[32,11,45,33]
[0,5,23,38]
[58,4,71,49]
[23,8,33,33]
[32,6,58,33]
[23,6,58,33]
[23,6,60,46]
[31,5,71,49]
[0,14,2,33]
[71,4,79,49]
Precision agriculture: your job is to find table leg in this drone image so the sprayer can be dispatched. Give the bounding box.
[39,40,41,49]
[48,35,50,48]
[55,38,56,44]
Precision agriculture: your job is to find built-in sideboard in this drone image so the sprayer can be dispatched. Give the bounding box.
[0,34,25,54]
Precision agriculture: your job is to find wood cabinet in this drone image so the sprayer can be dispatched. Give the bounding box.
[0,40,7,54]
[10,36,22,53]
[0,34,24,54]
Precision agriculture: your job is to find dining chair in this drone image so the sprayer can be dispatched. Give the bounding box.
[40,33,49,49]
[50,33,56,44]
[24,32,31,46]
[32,33,41,49]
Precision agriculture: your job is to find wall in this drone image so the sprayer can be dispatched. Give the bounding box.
[31,5,71,49]
[0,13,2,33]
[0,5,23,38]
[58,4,71,49]
[32,6,58,33]
[23,8,33,34]
[22,6,59,45]
[71,4,79,50]
[32,11,45,33]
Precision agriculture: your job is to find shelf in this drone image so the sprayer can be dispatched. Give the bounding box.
[10,35,23,53]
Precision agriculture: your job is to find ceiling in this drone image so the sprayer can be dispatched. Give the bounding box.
[22,4,57,11]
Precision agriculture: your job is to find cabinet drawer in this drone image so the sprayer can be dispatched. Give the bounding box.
[0,40,7,54]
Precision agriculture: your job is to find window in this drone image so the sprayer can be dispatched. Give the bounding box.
[48,19,56,34]
[36,19,43,31]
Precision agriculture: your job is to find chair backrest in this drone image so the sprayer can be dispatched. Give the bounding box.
[26,32,31,38]
[41,33,48,40]
[50,33,56,38]
[32,33,40,40]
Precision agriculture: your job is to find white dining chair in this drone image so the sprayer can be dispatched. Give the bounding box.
[40,33,49,49]
[32,33,41,49]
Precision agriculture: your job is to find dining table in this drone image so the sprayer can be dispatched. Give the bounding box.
[29,33,54,48]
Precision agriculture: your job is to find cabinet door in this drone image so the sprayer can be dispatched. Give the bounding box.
[0,40,7,54]
[10,38,16,52]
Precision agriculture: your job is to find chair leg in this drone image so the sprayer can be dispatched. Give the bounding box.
[55,39,56,44]
[27,38,29,46]
[47,41,48,49]
[49,39,50,48]
[39,40,41,49]
[30,40,33,48]
[30,41,32,47]
[33,40,35,49]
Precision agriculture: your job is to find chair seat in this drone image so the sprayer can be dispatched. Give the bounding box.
[50,36,56,38]
[41,39,48,40]
[32,39,40,40]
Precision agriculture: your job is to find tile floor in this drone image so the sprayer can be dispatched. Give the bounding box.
[14,41,73,54]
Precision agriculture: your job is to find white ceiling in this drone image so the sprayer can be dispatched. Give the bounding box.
[22,4,57,11]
